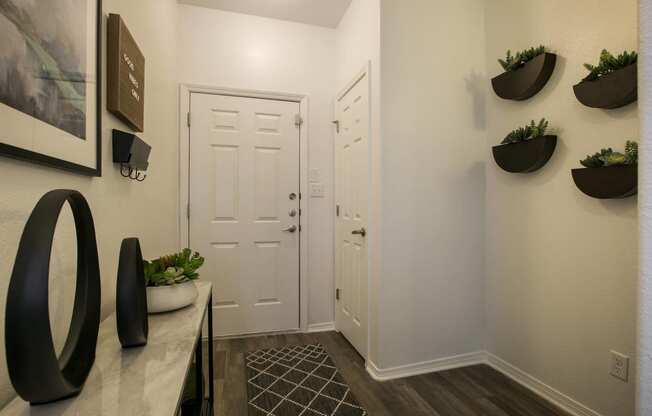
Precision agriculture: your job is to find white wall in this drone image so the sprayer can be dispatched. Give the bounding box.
[0,0,179,407]
[640,1,652,413]
[335,0,382,361]
[335,0,380,90]
[485,1,638,415]
[377,0,487,369]
[177,5,337,326]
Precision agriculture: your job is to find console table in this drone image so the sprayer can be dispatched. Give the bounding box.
[0,282,214,416]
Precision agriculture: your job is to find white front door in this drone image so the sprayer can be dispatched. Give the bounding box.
[335,71,369,358]
[189,93,301,336]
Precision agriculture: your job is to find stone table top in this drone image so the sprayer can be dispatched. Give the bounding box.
[0,282,212,416]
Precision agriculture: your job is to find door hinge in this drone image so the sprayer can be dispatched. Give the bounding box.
[187,112,191,127]
[336,205,340,217]
[294,114,303,127]
[186,203,190,219]
[336,288,340,301]
[331,120,340,133]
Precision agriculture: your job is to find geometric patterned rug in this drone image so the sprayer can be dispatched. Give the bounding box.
[246,344,368,416]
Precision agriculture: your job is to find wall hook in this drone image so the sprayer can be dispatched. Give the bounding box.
[120,163,132,178]
[113,130,151,183]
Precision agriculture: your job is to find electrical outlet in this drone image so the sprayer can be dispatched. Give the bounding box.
[610,351,629,382]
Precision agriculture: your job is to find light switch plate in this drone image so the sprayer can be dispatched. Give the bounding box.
[310,182,325,198]
[310,168,321,183]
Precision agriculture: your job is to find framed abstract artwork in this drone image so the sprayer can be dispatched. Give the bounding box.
[0,0,102,176]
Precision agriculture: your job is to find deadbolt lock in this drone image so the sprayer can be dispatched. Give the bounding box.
[289,192,297,200]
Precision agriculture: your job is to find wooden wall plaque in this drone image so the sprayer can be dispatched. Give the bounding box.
[107,14,145,132]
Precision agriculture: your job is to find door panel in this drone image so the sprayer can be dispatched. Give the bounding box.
[212,145,239,221]
[335,73,369,358]
[190,93,301,336]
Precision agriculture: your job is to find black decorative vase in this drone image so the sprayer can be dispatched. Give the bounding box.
[5,190,101,405]
[116,238,149,348]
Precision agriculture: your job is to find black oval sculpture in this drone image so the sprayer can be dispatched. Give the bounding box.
[572,165,637,199]
[492,53,557,101]
[116,238,148,348]
[573,64,637,109]
[5,190,101,405]
[492,136,557,173]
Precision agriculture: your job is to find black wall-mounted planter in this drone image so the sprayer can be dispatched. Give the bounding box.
[571,165,637,199]
[116,238,149,348]
[5,190,101,405]
[492,135,557,173]
[573,64,637,109]
[491,53,557,101]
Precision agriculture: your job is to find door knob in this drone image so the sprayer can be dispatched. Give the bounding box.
[352,227,366,237]
[282,225,298,233]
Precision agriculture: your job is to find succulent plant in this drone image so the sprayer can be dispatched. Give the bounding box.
[498,45,546,72]
[601,152,627,166]
[580,148,613,168]
[580,140,638,168]
[625,140,638,164]
[144,248,205,287]
[583,49,637,81]
[502,118,550,144]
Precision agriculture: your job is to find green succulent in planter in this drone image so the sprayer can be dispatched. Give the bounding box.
[498,45,546,72]
[582,49,637,82]
[144,248,205,287]
[580,140,638,168]
[502,118,550,144]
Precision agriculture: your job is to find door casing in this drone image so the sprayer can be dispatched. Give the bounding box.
[179,84,310,335]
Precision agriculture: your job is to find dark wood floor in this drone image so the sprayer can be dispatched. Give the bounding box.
[207,331,570,416]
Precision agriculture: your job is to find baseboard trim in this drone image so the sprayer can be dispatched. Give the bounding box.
[485,352,603,416]
[307,322,336,333]
[365,351,486,382]
[365,351,602,416]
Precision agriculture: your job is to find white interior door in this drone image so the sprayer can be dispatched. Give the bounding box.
[335,71,369,358]
[189,93,301,336]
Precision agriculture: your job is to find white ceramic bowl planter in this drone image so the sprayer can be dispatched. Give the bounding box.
[146,281,198,314]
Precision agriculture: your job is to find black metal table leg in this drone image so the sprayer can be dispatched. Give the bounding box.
[195,326,203,409]
[208,293,214,407]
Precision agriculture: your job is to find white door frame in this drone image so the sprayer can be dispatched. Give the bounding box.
[333,62,372,359]
[178,84,310,334]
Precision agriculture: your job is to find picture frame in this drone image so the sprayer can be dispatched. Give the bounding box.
[107,13,145,133]
[0,0,103,176]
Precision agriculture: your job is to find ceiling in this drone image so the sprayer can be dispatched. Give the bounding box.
[178,0,352,28]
